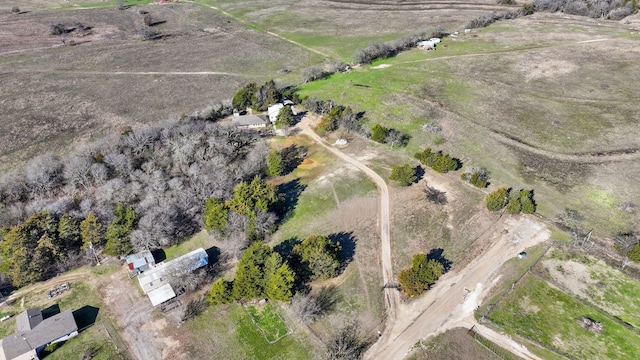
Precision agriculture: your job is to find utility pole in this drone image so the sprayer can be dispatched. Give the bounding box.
[89,241,100,265]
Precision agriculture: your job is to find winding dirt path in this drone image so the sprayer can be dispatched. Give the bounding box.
[296,114,400,338]
[296,113,551,359]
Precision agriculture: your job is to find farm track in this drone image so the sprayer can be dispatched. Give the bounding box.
[10,69,247,76]
[317,0,514,11]
[189,1,332,58]
[295,113,400,348]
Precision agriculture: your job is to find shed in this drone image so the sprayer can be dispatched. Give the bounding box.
[125,250,156,275]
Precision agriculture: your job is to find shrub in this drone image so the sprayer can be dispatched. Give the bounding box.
[49,23,67,36]
[389,164,417,186]
[371,124,389,143]
[139,28,161,41]
[12,6,20,13]
[143,14,152,27]
[522,3,536,15]
[398,253,445,297]
[302,66,327,83]
[627,244,640,262]
[414,148,460,173]
[486,187,508,212]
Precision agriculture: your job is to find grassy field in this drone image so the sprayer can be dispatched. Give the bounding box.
[246,304,288,343]
[202,0,513,61]
[293,16,640,237]
[488,272,640,359]
[538,247,640,330]
[184,303,313,359]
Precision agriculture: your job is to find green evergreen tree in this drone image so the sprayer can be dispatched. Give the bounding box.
[233,242,273,300]
[292,235,342,281]
[58,213,82,250]
[266,263,296,301]
[389,164,417,186]
[232,83,257,110]
[207,279,234,305]
[204,197,228,234]
[275,105,295,127]
[266,150,284,177]
[506,197,522,214]
[371,124,389,143]
[80,212,104,249]
[104,204,137,256]
[486,187,509,212]
[398,253,445,297]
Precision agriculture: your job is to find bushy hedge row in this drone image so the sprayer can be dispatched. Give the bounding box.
[414,147,461,173]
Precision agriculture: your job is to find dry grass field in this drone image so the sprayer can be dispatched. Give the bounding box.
[0,2,318,172]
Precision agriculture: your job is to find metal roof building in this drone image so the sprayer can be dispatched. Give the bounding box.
[137,248,209,306]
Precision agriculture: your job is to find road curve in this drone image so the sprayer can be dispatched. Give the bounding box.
[296,115,400,339]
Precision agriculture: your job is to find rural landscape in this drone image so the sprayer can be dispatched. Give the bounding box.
[0,0,639,359]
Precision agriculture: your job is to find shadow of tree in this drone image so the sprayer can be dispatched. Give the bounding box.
[329,231,357,272]
[293,110,307,125]
[414,165,425,183]
[281,144,307,174]
[274,178,307,223]
[424,185,448,205]
[152,249,166,263]
[427,248,452,273]
[72,305,100,331]
[273,237,301,260]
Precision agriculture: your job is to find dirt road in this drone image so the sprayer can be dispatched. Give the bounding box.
[296,115,400,333]
[296,114,549,359]
[370,216,549,360]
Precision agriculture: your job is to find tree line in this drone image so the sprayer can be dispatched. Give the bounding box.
[0,117,271,286]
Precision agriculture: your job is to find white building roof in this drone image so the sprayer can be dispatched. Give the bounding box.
[136,248,209,306]
[268,103,284,123]
[147,284,177,307]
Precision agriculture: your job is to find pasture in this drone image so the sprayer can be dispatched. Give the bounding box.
[0,2,318,172]
[487,272,640,359]
[295,15,640,237]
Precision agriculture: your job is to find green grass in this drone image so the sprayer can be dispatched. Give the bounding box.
[246,304,288,343]
[185,304,313,359]
[163,230,215,261]
[46,323,125,360]
[477,242,551,318]
[544,248,640,330]
[488,273,640,359]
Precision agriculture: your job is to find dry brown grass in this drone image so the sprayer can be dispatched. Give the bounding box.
[408,327,501,360]
[0,3,317,172]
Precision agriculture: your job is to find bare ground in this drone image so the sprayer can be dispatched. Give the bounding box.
[100,266,187,360]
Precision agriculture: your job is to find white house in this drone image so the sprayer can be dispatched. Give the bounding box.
[268,103,284,124]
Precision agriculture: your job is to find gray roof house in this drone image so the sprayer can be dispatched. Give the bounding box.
[231,114,269,129]
[0,308,78,360]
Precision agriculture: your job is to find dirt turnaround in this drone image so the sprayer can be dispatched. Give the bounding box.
[296,114,550,360]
